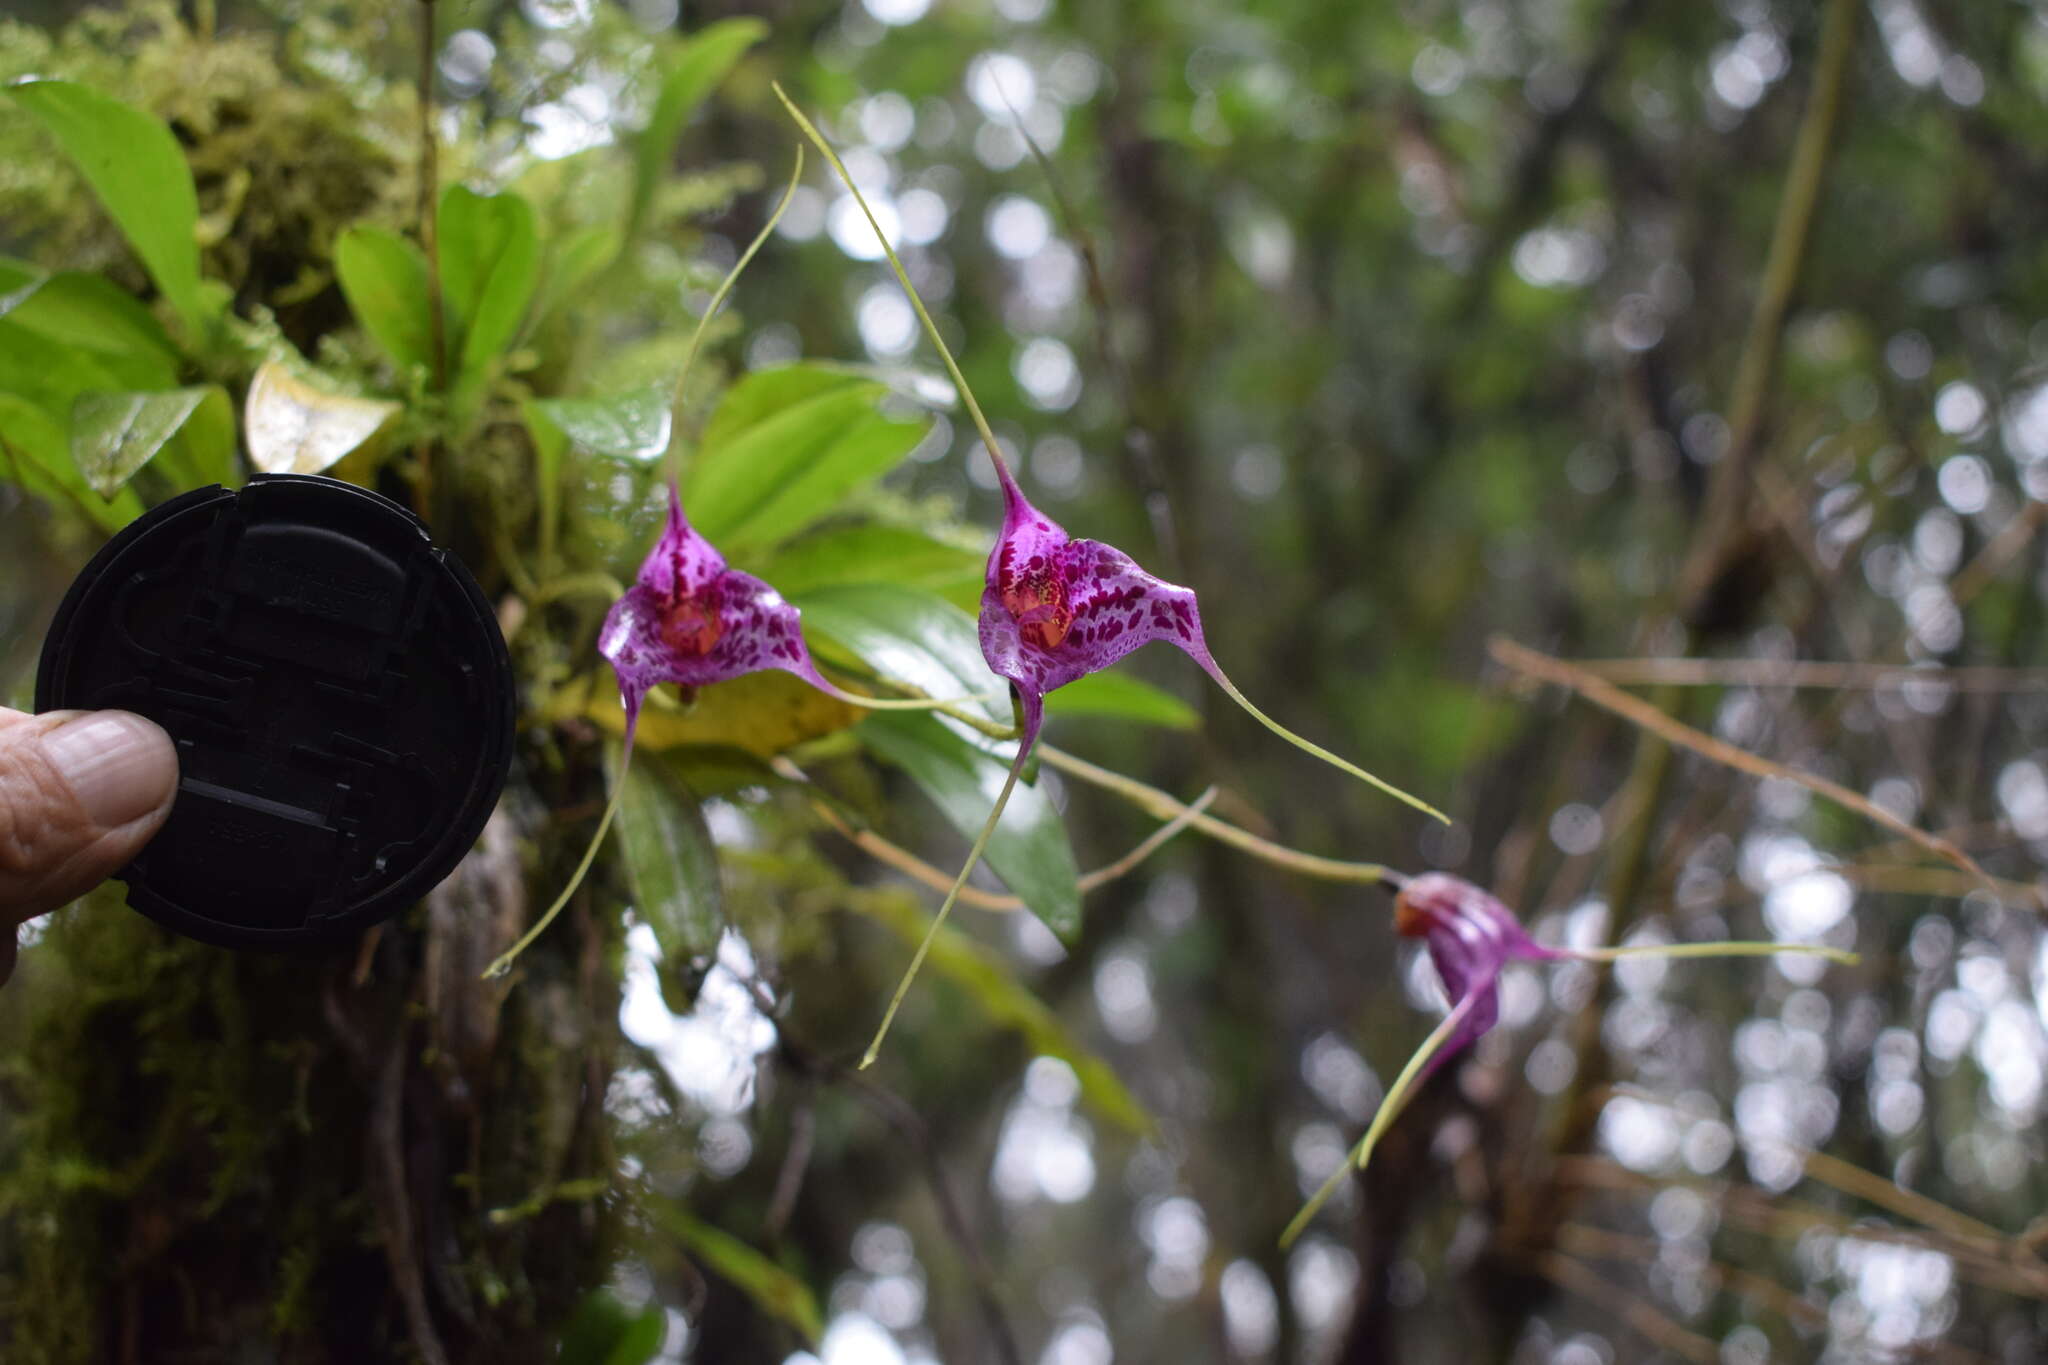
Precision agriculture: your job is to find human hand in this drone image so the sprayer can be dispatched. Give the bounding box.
[0,708,178,984]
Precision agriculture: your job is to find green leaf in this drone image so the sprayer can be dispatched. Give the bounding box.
[334,226,433,374]
[4,80,210,335]
[608,748,724,1013]
[557,1290,666,1365]
[69,386,233,497]
[859,891,1152,1135]
[857,710,1082,941]
[628,18,768,242]
[643,1199,822,1345]
[532,223,619,327]
[0,271,178,385]
[686,368,927,551]
[791,583,1004,722]
[0,322,131,414]
[526,386,672,463]
[757,524,987,598]
[439,185,540,397]
[243,361,399,476]
[0,393,141,531]
[697,364,854,447]
[1042,670,1200,730]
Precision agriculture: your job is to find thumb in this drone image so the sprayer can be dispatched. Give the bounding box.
[0,709,179,971]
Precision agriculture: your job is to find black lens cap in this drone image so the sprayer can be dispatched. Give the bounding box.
[35,474,515,950]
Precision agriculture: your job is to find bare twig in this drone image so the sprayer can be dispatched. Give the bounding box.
[778,758,1219,909]
[1531,1251,1717,1365]
[1489,636,1997,891]
[1557,657,2048,694]
[1675,0,1860,616]
[1038,745,1400,886]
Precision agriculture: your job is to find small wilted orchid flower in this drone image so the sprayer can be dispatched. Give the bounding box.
[1279,871,1857,1246]
[775,87,1452,1068]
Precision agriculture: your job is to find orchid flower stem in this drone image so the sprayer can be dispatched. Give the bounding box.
[1282,990,1482,1249]
[1574,941,1859,968]
[664,147,805,488]
[817,682,1008,713]
[860,745,1030,1069]
[1204,667,1449,824]
[773,85,1013,484]
[483,737,634,979]
[1036,743,1399,886]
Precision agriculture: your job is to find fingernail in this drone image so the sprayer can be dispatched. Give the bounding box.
[41,712,178,828]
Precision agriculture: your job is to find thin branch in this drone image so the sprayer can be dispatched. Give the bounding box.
[781,762,1218,910]
[416,0,445,394]
[1531,1251,1717,1365]
[1676,0,1860,615]
[1557,657,2048,693]
[1489,636,1998,892]
[1796,1148,2009,1248]
[1037,744,1400,887]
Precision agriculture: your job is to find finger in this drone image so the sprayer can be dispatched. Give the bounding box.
[0,709,179,929]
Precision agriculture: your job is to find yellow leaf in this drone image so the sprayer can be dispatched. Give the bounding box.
[243,361,399,476]
[548,670,862,756]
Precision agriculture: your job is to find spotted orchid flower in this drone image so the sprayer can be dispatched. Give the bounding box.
[774,87,1452,1068]
[1279,872,1856,1245]
[599,484,841,741]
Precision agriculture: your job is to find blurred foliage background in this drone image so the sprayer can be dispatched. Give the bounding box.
[5,0,2048,1362]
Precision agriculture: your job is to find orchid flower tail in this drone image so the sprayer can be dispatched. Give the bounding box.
[861,701,1043,1068]
[772,84,1016,489]
[1571,940,1859,968]
[1281,988,1482,1248]
[484,717,641,979]
[1200,662,1449,825]
[664,147,806,488]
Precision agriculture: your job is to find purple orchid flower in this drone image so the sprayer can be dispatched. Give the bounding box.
[772,84,1451,1067]
[978,461,1207,758]
[1391,872,1568,1080]
[598,484,840,742]
[1279,872,1856,1245]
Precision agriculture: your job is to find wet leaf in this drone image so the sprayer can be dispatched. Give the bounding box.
[5,80,210,334]
[70,386,233,496]
[792,583,1005,723]
[527,386,672,463]
[243,361,399,476]
[0,393,141,530]
[857,710,1082,941]
[608,748,724,1009]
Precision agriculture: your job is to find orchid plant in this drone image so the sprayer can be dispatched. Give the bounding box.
[771,88,1450,1067]
[1278,871,1859,1245]
[485,154,984,979]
